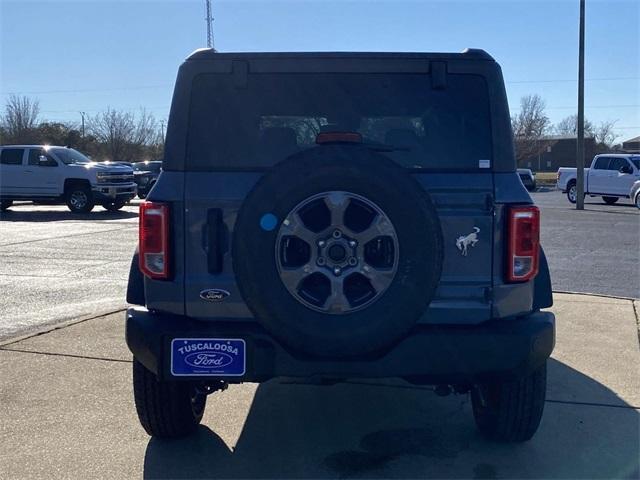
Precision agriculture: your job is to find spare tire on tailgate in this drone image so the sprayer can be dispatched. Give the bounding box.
[233,145,443,358]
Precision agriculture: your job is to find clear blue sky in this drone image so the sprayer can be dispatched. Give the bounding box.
[1,0,638,141]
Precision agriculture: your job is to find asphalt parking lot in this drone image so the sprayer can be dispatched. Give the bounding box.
[0,202,138,340]
[0,189,638,340]
[532,189,640,298]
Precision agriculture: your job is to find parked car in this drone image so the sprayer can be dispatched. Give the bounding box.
[557,154,640,204]
[517,168,537,191]
[132,160,162,199]
[630,180,640,209]
[126,49,555,443]
[0,145,136,213]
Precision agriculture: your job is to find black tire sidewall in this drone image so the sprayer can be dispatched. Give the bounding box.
[66,186,94,213]
[567,182,577,204]
[233,146,443,358]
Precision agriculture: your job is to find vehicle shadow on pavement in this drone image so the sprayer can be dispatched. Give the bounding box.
[143,359,639,479]
[0,209,138,222]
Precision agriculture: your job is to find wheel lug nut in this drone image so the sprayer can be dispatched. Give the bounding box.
[318,240,325,247]
[349,240,357,247]
[317,257,326,266]
[348,257,357,266]
[333,267,341,276]
[332,230,342,239]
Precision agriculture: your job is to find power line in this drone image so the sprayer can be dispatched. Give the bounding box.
[0,85,173,96]
[505,76,638,84]
[511,104,640,111]
[39,106,170,114]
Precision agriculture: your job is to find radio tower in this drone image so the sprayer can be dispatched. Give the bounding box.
[205,0,214,50]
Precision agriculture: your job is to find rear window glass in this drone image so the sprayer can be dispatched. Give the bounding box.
[187,73,492,170]
[593,157,609,169]
[1,148,24,165]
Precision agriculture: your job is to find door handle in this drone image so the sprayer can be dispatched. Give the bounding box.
[205,208,225,274]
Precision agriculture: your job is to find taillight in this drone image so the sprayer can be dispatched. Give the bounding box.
[506,206,540,282]
[139,202,170,279]
[557,171,561,183]
[316,131,363,144]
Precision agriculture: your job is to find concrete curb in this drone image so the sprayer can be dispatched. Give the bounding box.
[0,308,126,347]
[553,289,638,302]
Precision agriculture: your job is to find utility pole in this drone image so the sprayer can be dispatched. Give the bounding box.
[576,0,586,210]
[79,111,86,138]
[205,0,214,49]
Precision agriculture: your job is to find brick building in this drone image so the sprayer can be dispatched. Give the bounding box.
[622,136,640,151]
[517,135,597,172]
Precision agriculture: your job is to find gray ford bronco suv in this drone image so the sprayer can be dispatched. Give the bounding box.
[126,49,555,443]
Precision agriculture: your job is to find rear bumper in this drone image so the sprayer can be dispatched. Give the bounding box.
[126,308,555,384]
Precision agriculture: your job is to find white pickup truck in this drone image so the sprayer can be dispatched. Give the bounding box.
[557,153,640,204]
[0,145,137,213]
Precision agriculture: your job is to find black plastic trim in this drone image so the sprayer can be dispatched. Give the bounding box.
[126,307,555,384]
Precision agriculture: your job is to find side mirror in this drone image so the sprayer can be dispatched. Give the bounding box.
[620,165,632,174]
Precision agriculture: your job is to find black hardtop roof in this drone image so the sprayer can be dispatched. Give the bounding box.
[185,48,495,62]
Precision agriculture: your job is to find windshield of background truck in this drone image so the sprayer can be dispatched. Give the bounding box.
[50,147,91,165]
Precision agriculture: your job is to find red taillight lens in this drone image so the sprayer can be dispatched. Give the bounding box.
[139,202,169,279]
[316,131,363,144]
[506,206,540,282]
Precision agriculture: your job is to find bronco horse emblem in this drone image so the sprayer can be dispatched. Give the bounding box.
[456,227,480,256]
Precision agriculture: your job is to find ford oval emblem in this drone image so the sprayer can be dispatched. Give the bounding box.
[200,289,230,302]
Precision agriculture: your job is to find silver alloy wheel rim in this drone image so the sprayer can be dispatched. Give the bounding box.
[70,191,88,209]
[569,185,577,202]
[275,191,399,314]
[636,194,640,209]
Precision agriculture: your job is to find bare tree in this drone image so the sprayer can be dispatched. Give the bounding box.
[511,95,551,164]
[593,120,620,148]
[89,108,159,161]
[554,114,595,137]
[0,95,40,143]
[89,108,134,160]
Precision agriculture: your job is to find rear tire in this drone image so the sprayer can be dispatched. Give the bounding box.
[635,193,640,210]
[602,196,618,205]
[0,200,13,212]
[132,359,206,438]
[471,362,547,442]
[566,182,577,204]
[65,185,94,213]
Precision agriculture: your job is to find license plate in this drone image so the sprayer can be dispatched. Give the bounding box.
[170,338,246,376]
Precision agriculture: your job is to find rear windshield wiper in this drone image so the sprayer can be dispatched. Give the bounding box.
[361,142,410,153]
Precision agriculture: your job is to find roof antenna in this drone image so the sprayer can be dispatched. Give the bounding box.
[205,0,215,50]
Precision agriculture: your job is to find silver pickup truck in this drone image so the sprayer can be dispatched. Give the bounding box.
[557,153,640,205]
[0,145,137,213]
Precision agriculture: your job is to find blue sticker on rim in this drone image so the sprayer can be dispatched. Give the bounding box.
[260,213,278,231]
[171,338,246,376]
